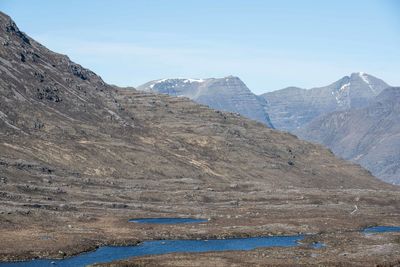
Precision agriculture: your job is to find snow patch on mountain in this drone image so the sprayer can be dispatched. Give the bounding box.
[149,78,205,89]
[340,83,350,92]
[358,72,376,94]
[333,83,350,105]
[183,78,205,83]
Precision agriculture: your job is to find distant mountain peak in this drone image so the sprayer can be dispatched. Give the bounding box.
[146,75,240,88]
[350,71,370,80]
[138,76,273,127]
[354,71,367,76]
[349,72,371,78]
[262,72,391,131]
[148,78,206,89]
[331,72,390,95]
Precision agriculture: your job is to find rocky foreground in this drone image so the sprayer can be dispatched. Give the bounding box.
[0,11,399,266]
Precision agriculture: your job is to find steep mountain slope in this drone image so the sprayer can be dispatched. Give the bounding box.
[296,87,400,184]
[138,76,274,127]
[0,10,385,200]
[262,73,389,131]
[0,12,398,264]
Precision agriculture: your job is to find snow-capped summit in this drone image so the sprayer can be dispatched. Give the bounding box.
[138,76,274,127]
[146,78,205,90]
[261,73,390,131]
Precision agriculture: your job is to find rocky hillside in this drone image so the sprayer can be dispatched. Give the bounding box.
[296,87,400,185]
[0,10,389,204]
[1,11,398,263]
[138,76,274,127]
[262,73,390,131]
[0,11,390,207]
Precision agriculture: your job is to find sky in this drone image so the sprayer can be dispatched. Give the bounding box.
[1,0,399,93]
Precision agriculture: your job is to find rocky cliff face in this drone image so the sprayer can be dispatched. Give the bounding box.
[138,76,274,127]
[262,73,389,131]
[296,87,400,184]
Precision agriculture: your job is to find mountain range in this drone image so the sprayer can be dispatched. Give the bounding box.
[138,76,274,127]
[0,11,382,201]
[1,11,399,265]
[138,73,398,184]
[262,72,390,131]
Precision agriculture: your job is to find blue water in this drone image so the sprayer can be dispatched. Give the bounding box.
[2,225,399,267]
[0,235,304,267]
[363,225,400,233]
[128,217,208,224]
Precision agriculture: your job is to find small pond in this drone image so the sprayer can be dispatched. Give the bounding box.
[363,225,400,234]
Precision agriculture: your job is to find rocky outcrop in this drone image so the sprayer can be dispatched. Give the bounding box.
[138,76,274,127]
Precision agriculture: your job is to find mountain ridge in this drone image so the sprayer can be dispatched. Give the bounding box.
[138,76,274,128]
[296,87,400,184]
[261,72,390,131]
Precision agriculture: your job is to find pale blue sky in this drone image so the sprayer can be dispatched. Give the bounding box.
[1,0,399,93]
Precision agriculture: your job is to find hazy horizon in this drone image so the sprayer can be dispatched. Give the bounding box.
[1,0,399,93]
